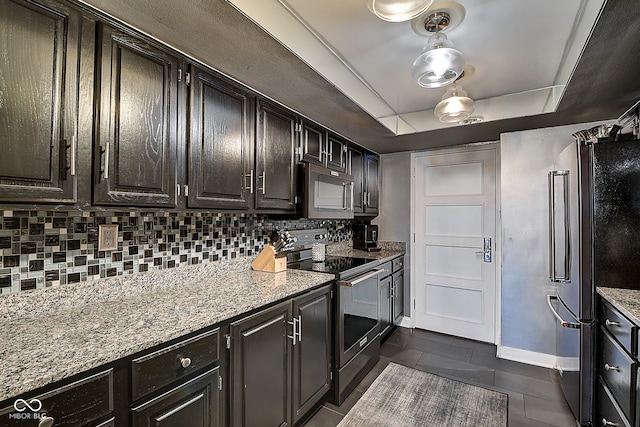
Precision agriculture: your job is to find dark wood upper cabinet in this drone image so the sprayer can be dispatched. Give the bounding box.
[299,119,325,166]
[0,0,81,203]
[327,134,347,173]
[255,100,298,212]
[94,24,178,207]
[348,146,365,213]
[364,153,380,215]
[188,67,254,209]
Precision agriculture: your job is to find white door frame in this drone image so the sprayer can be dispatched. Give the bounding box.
[409,142,502,345]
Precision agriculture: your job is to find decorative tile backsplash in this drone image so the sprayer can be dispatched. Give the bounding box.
[0,210,353,294]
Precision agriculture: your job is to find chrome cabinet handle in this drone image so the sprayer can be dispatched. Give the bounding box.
[244,170,254,194]
[102,142,110,179]
[548,170,571,283]
[604,363,619,371]
[257,171,265,194]
[38,416,55,427]
[180,357,192,368]
[601,417,618,426]
[288,317,298,345]
[69,135,76,176]
[296,315,302,342]
[605,319,621,327]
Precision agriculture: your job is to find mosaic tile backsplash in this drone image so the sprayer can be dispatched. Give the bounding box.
[0,210,353,294]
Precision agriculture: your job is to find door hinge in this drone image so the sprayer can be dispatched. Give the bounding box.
[183,185,189,197]
[330,370,333,380]
[295,123,302,133]
[225,334,231,349]
[177,68,182,82]
[185,72,191,86]
[218,375,223,391]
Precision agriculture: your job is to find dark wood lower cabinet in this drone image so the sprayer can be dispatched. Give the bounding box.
[292,286,332,425]
[131,367,220,427]
[230,285,332,426]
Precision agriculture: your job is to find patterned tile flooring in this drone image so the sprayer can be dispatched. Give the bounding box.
[304,327,577,427]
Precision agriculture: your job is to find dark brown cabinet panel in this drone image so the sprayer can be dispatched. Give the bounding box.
[255,100,297,211]
[230,300,292,427]
[392,270,404,326]
[327,134,347,172]
[299,119,325,166]
[364,154,380,216]
[188,68,253,209]
[0,0,81,203]
[94,24,178,207]
[292,285,332,424]
[131,368,220,427]
[348,146,365,213]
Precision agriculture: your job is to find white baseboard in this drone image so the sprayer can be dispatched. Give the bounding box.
[497,345,557,369]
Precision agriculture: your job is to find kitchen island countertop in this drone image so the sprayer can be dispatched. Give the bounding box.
[0,259,334,402]
[597,287,640,324]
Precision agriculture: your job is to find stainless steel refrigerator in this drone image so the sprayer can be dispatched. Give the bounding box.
[548,125,640,426]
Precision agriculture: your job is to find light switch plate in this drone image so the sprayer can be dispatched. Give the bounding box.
[98,224,119,251]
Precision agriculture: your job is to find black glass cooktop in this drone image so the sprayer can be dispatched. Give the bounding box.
[288,255,377,278]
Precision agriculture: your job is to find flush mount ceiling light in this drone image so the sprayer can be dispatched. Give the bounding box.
[434,82,475,123]
[366,0,434,23]
[411,5,465,88]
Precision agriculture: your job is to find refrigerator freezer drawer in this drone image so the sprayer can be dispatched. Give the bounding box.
[599,328,636,421]
[601,299,636,356]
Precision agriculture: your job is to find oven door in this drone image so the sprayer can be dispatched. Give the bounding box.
[337,269,381,367]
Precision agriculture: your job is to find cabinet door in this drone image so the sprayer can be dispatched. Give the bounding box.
[379,275,392,338]
[348,146,365,213]
[255,100,297,211]
[131,368,220,427]
[327,134,347,172]
[364,153,380,215]
[94,24,178,207]
[299,119,325,166]
[292,285,332,424]
[392,270,404,325]
[188,67,253,209]
[0,0,80,203]
[230,300,292,427]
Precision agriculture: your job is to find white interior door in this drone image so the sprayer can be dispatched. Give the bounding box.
[412,146,498,343]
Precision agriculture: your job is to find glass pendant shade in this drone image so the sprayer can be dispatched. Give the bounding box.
[434,84,474,123]
[366,0,433,22]
[412,32,465,88]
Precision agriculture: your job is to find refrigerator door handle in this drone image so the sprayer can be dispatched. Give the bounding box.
[547,295,580,329]
[548,170,571,283]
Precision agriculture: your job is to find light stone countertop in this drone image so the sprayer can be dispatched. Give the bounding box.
[597,287,640,324]
[0,259,334,402]
[327,241,406,262]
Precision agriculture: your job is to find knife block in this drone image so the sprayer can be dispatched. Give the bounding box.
[251,245,287,273]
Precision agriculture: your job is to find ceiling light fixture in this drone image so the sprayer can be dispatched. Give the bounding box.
[411,10,464,88]
[366,0,434,22]
[434,82,474,123]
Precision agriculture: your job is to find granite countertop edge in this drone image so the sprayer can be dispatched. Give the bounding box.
[597,287,640,324]
[0,261,335,402]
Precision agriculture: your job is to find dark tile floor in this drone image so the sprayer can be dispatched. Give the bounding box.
[304,327,577,427]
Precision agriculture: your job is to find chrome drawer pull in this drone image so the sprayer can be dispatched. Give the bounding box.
[604,363,619,372]
[605,319,621,327]
[180,357,192,368]
[601,417,618,426]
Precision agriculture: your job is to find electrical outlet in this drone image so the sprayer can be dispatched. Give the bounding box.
[98,224,119,251]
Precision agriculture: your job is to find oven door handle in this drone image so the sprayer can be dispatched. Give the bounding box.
[338,269,383,287]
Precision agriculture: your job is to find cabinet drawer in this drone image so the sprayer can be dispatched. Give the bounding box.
[392,256,404,273]
[599,328,636,421]
[132,328,219,401]
[598,376,632,427]
[0,369,113,427]
[601,299,636,355]
[378,261,392,278]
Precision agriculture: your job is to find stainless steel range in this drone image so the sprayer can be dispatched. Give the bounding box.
[286,229,382,404]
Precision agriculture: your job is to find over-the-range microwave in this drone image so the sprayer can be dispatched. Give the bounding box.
[303,163,354,219]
